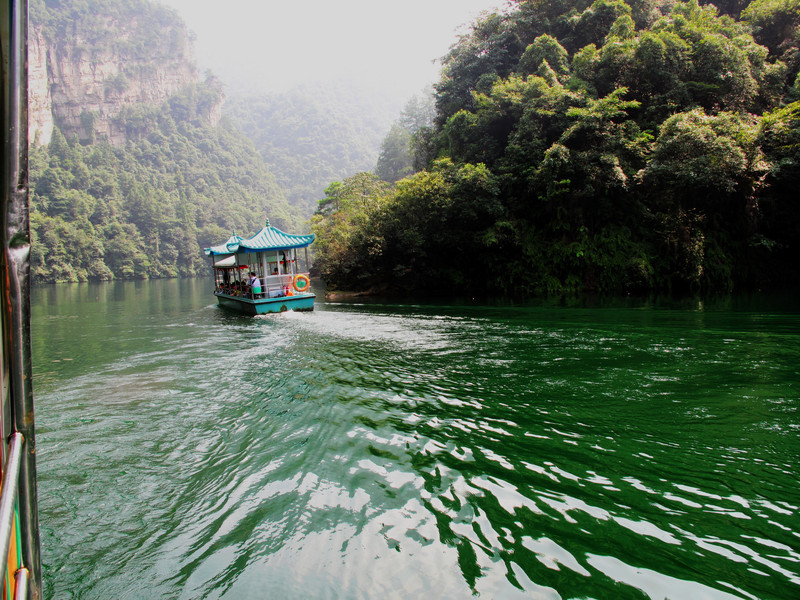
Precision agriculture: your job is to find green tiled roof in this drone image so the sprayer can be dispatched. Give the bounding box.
[204,232,243,256]
[205,220,315,256]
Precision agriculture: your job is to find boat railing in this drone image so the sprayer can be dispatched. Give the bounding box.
[214,272,312,300]
[257,274,294,298]
[0,432,30,599]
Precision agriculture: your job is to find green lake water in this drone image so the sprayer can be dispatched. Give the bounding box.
[31,279,799,599]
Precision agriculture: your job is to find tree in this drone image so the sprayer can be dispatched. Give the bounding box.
[640,108,768,290]
[755,100,800,284]
[641,108,765,208]
[310,173,393,288]
[571,0,634,50]
[375,124,413,183]
[517,34,571,77]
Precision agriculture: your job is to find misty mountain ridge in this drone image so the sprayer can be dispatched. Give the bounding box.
[225,80,406,215]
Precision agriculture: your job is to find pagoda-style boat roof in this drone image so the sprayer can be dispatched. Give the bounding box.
[204,220,315,257]
[204,232,244,257]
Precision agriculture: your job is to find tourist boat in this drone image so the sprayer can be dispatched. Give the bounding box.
[204,220,316,315]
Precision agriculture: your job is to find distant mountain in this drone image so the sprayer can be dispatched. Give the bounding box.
[225,83,403,216]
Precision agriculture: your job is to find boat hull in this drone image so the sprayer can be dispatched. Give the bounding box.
[215,292,315,315]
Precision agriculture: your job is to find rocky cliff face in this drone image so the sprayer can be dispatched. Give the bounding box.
[29,27,53,146]
[29,8,217,146]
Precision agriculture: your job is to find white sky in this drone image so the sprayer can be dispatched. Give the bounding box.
[157,0,508,97]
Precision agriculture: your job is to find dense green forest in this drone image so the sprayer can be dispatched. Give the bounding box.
[374,90,437,183]
[312,0,800,296]
[30,81,300,282]
[29,0,302,283]
[225,84,401,216]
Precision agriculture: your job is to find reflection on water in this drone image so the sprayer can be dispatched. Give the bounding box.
[32,280,800,599]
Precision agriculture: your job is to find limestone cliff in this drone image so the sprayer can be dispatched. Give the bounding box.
[29,2,217,146]
[28,27,53,146]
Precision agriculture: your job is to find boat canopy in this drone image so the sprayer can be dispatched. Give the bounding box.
[212,255,247,268]
[204,232,243,257]
[204,220,315,257]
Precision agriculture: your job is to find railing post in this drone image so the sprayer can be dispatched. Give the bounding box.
[14,568,29,600]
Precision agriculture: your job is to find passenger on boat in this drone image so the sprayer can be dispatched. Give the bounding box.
[249,272,262,298]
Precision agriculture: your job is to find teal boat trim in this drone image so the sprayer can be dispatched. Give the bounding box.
[215,292,316,315]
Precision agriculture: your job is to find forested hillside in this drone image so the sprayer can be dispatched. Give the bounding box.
[29,0,301,283]
[225,84,401,216]
[30,84,300,282]
[312,0,800,296]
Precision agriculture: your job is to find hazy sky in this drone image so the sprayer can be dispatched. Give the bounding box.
[158,0,507,97]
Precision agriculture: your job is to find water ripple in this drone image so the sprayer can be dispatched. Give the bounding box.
[31,287,800,599]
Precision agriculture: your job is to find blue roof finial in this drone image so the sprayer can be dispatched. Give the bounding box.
[265,218,271,228]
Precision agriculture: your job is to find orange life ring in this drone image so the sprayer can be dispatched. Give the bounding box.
[292,274,310,292]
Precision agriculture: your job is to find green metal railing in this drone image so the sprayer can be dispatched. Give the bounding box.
[0,432,28,598]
